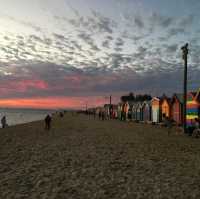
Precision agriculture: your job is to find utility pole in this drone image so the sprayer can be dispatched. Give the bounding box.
[85,102,88,112]
[109,95,112,119]
[181,43,189,134]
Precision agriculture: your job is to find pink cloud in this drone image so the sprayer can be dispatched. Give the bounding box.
[0,79,49,93]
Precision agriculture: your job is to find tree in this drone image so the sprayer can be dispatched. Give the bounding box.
[121,92,135,102]
[121,93,152,102]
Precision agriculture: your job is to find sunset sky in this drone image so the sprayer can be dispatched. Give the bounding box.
[0,0,200,109]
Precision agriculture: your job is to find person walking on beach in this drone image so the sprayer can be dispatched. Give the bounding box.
[192,118,200,138]
[98,110,101,120]
[45,114,52,130]
[1,116,7,128]
[164,116,173,136]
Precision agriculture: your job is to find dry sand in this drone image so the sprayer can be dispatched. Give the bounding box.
[0,113,200,199]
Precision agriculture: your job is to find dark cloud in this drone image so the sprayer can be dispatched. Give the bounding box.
[102,40,110,48]
[134,15,144,29]
[78,32,100,51]
[190,44,200,64]
[71,40,82,51]
[150,12,175,28]
[91,10,117,33]
[67,9,117,34]
[4,36,10,41]
[132,35,144,41]
[179,15,194,27]
[165,44,178,53]
[44,38,53,46]
[137,46,147,53]
[168,27,186,37]
[53,33,68,42]
[115,37,124,47]
[106,35,114,40]
[0,58,199,99]
[114,47,123,52]
[29,35,44,43]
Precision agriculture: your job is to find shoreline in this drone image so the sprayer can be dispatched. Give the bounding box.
[0,119,44,129]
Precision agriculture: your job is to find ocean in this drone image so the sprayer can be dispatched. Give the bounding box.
[0,108,55,127]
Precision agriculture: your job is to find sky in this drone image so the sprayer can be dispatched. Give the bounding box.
[0,0,200,109]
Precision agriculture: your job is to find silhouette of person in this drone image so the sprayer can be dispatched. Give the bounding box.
[45,114,52,130]
[164,116,173,135]
[1,116,7,128]
[59,112,64,118]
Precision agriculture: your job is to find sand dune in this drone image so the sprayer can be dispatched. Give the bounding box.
[0,113,200,198]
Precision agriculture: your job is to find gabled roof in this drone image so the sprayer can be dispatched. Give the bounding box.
[142,100,151,107]
[160,94,171,104]
[186,91,199,103]
[187,91,197,99]
[194,88,200,101]
[172,93,184,104]
[136,102,143,108]
[151,97,161,103]
[131,102,138,109]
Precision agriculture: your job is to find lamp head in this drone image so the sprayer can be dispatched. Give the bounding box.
[181,43,189,50]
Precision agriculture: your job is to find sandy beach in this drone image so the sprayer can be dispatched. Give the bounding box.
[0,113,200,198]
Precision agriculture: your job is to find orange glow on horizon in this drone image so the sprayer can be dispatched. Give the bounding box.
[0,96,119,109]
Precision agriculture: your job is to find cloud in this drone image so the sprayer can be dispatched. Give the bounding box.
[106,35,114,40]
[66,8,117,34]
[4,36,10,41]
[102,40,110,48]
[168,27,186,37]
[179,15,194,27]
[149,12,175,28]
[114,47,123,52]
[90,9,117,33]
[78,32,100,51]
[2,14,42,32]
[70,40,83,51]
[165,44,178,53]
[115,37,124,47]
[0,57,199,102]
[134,15,144,29]
[53,33,68,42]
[1,3,200,106]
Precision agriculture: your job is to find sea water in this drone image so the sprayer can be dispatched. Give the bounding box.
[0,108,55,127]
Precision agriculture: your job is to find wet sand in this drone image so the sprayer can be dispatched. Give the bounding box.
[0,114,200,198]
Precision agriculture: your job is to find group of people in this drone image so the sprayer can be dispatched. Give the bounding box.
[86,109,113,120]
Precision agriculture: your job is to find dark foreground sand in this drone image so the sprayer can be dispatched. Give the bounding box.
[0,114,200,199]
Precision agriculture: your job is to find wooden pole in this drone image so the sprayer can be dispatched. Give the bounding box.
[181,43,188,134]
[109,95,112,119]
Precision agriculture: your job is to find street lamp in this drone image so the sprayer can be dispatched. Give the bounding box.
[181,43,189,134]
